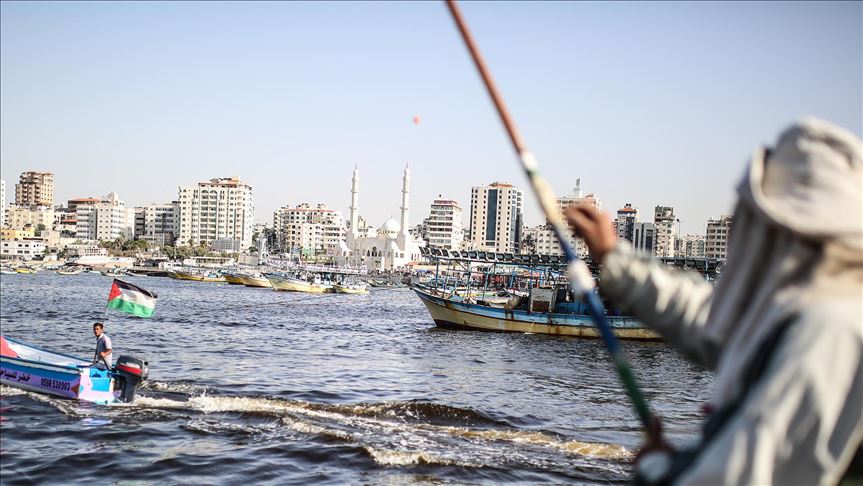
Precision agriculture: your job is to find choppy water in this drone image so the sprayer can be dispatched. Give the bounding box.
[0,272,712,484]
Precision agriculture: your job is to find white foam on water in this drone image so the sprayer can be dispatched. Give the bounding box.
[365,446,454,467]
[0,385,25,396]
[124,394,633,468]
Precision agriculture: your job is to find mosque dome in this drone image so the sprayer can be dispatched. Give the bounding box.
[381,218,401,238]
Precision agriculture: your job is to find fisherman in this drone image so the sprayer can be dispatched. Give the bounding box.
[566,118,862,484]
[91,322,113,369]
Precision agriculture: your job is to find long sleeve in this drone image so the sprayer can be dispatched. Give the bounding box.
[599,243,719,369]
[676,301,863,485]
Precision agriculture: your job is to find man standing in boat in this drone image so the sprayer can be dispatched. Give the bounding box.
[91,322,113,369]
[566,119,862,484]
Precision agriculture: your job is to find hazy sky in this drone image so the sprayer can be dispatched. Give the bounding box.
[1,1,860,234]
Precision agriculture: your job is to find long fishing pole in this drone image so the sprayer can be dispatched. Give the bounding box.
[445,0,654,434]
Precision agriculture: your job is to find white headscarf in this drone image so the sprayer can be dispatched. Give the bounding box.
[704,118,863,407]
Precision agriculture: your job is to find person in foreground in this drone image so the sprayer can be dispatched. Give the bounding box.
[566,118,862,485]
[91,322,113,369]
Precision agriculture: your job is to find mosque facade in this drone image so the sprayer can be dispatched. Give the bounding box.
[338,166,425,271]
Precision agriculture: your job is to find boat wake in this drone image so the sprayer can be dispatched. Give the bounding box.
[2,382,632,479]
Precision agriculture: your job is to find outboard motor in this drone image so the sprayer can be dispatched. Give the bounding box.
[114,355,149,403]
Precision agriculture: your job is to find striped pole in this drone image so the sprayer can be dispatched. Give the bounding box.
[445,0,654,431]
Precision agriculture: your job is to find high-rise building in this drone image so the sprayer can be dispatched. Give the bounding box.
[705,215,733,259]
[679,234,706,258]
[273,203,346,255]
[522,180,601,257]
[632,222,656,255]
[653,205,678,258]
[424,197,464,250]
[616,203,639,243]
[15,171,54,207]
[75,192,135,241]
[468,182,524,253]
[0,179,5,228]
[134,202,179,246]
[177,176,254,250]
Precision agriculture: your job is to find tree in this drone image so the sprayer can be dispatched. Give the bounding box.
[522,234,537,254]
[35,223,46,237]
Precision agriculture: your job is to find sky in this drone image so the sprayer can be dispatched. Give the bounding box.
[1,1,860,234]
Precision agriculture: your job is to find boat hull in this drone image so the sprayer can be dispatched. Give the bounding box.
[413,288,659,340]
[168,271,225,283]
[239,275,273,288]
[1,338,122,405]
[223,274,246,285]
[265,274,331,293]
[333,285,369,294]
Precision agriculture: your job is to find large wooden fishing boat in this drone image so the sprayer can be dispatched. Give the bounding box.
[265,273,332,293]
[413,247,660,340]
[413,286,658,339]
[167,270,226,283]
[239,274,273,288]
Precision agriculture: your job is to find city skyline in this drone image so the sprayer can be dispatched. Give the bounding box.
[2,2,860,234]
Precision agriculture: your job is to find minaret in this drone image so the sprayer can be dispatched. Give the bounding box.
[350,165,359,238]
[399,164,410,237]
[574,178,582,198]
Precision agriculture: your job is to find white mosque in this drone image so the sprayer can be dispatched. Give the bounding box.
[338,165,425,271]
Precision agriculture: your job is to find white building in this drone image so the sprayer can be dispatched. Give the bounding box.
[0,179,5,228]
[273,203,347,256]
[75,192,135,241]
[177,176,254,250]
[679,234,706,258]
[468,182,524,253]
[706,215,733,260]
[342,166,424,271]
[4,205,54,231]
[653,206,678,258]
[424,197,464,250]
[0,238,46,260]
[135,202,179,246]
[15,171,54,207]
[521,180,599,258]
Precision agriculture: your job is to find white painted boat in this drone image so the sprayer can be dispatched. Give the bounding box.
[265,273,333,293]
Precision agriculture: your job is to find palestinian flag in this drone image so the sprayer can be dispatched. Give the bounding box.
[107,279,157,318]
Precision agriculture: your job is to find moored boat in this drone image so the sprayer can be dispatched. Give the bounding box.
[239,274,273,288]
[333,282,370,294]
[265,273,332,293]
[223,273,246,285]
[413,286,658,340]
[0,335,149,405]
[167,270,226,283]
[101,269,128,277]
[1,268,17,275]
[15,267,37,274]
[56,267,83,275]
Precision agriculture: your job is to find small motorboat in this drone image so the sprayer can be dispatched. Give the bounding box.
[0,335,149,405]
[101,269,128,277]
[333,282,370,294]
[15,267,37,274]
[56,267,83,276]
[0,268,17,275]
